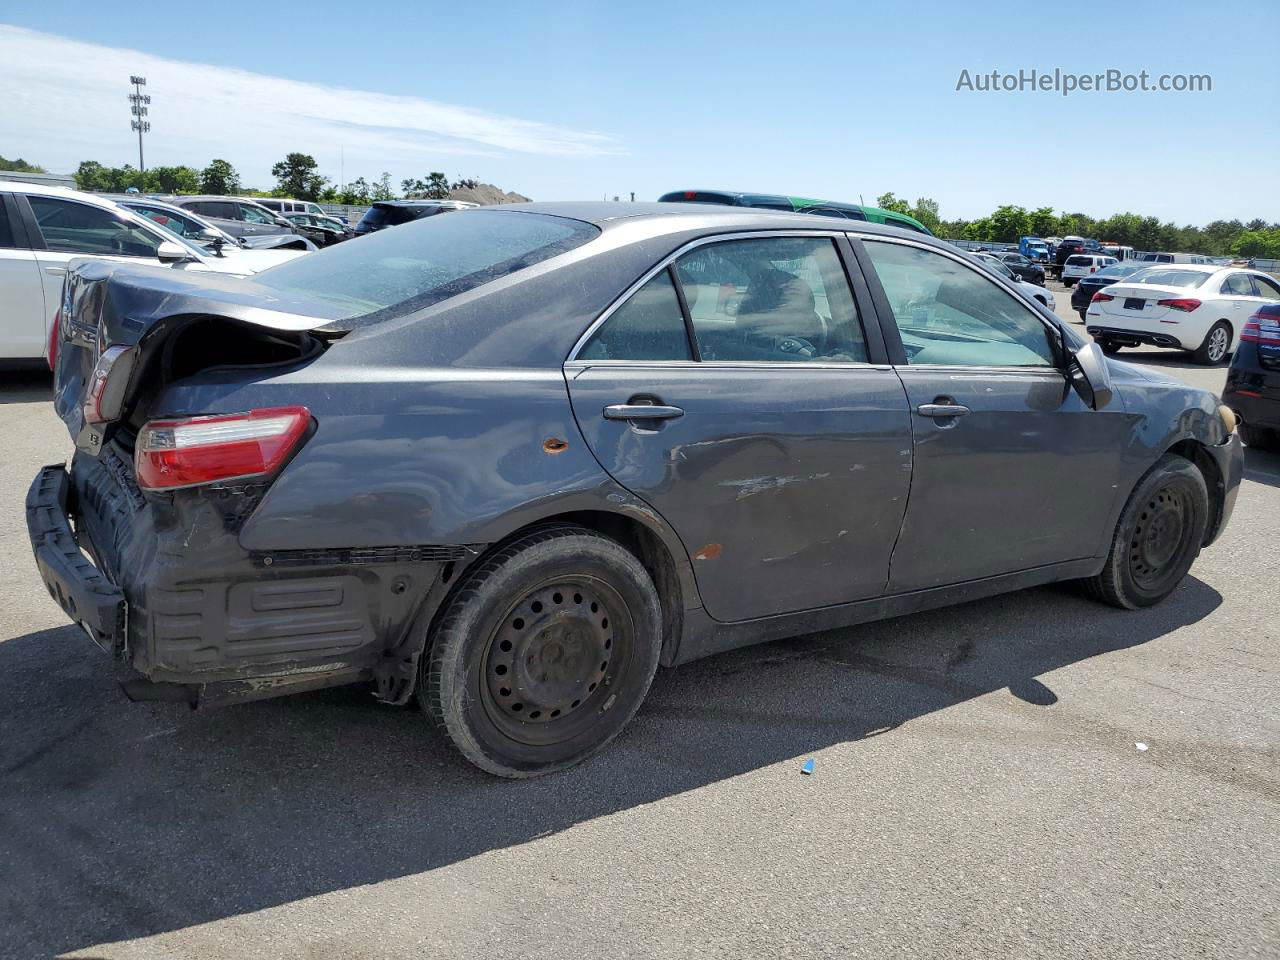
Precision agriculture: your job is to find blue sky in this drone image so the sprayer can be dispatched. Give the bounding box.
[2,1,1275,224]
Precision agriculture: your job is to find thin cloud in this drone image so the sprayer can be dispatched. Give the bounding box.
[0,25,619,184]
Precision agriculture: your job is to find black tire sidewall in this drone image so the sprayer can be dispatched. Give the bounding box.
[1108,457,1208,607]
[425,531,661,777]
[1194,321,1230,365]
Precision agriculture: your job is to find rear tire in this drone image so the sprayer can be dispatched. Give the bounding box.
[421,525,662,778]
[1192,320,1231,365]
[1083,454,1208,609]
[1239,422,1280,450]
[1077,310,1088,323]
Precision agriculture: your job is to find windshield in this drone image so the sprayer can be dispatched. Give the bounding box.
[1126,268,1211,288]
[252,209,598,322]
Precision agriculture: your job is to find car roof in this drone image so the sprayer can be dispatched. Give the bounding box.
[1131,263,1222,274]
[0,180,127,210]
[377,199,477,208]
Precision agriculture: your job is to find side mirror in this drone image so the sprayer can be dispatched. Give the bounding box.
[1068,341,1114,410]
[156,240,192,264]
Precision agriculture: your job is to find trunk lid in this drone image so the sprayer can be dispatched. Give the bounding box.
[55,259,342,454]
[1094,282,1196,321]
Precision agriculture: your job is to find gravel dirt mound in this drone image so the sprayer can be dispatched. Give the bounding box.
[447,183,530,205]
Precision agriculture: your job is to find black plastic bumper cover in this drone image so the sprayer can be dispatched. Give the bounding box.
[26,464,125,649]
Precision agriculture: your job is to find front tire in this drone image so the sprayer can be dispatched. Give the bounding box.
[421,525,662,778]
[1192,320,1231,365]
[1084,454,1208,609]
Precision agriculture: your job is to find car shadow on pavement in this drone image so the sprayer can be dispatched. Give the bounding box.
[1243,446,1280,488]
[0,367,52,404]
[0,576,1222,957]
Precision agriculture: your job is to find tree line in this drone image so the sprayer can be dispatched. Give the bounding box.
[69,153,478,206]
[876,193,1280,259]
[50,155,1280,259]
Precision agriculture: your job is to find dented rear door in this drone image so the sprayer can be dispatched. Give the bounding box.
[566,363,912,622]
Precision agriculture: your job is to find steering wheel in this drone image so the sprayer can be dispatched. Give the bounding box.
[772,336,817,359]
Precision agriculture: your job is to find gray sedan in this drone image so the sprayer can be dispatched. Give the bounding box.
[28,204,1242,777]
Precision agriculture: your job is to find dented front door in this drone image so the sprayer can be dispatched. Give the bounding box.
[566,363,912,622]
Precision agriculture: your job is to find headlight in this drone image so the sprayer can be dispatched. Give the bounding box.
[1218,404,1238,434]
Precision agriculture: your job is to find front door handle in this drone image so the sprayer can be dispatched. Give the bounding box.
[917,403,970,418]
[44,266,66,276]
[603,403,684,422]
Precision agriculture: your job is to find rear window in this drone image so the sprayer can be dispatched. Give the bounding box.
[658,191,742,206]
[1066,255,1093,265]
[253,209,598,324]
[1094,264,1140,279]
[357,203,443,229]
[884,217,927,234]
[1126,268,1211,288]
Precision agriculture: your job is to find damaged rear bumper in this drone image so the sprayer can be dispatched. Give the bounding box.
[27,456,478,706]
[26,464,126,652]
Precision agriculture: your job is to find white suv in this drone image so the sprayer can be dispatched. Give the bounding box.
[0,182,307,361]
[1061,254,1118,287]
[256,198,329,217]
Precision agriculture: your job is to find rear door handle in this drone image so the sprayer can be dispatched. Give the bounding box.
[917,403,970,418]
[44,267,66,276]
[603,404,684,421]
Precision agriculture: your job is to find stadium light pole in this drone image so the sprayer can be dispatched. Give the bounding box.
[128,75,151,172]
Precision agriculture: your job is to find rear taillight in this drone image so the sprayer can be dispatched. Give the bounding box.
[83,344,137,425]
[135,406,311,491]
[1091,292,1114,303]
[1241,316,1280,343]
[1089,267,1097,273]
[1157,298,1201,312]
[47,310,60,371]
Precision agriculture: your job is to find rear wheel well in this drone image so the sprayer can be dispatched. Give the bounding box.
[545,512,685,665]
[427,512,685,674]
[1165,439,1224,545]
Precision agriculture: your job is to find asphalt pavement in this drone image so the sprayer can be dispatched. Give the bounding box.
[2,287,1277,959]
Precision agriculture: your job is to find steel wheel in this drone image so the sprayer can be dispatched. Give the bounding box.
[1127,485,1195,594]
[422,525,661,777]
[482,578,626,744]
[1083,454,1208,609]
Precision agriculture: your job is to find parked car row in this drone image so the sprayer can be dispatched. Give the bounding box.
[0,182,310,361]
[971,253,1056,309]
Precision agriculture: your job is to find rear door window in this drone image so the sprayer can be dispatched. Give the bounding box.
[1252,275,1280,300]
[27,196,162,258]
[0,198,16,248]
[674,236,868,363]
[579,270,692,361]
[1220,273,1255,297]
[238,203,276,224]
